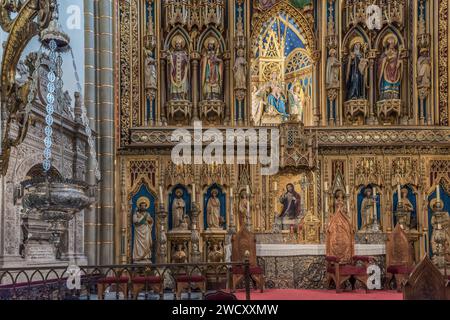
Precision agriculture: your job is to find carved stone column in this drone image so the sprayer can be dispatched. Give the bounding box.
[312,50,321,126]
[367,51,377,125]
[190,203,201,263]
[191,52,200,122]
[160,58,167,125]
[224,52,231,124]
[157,203,168,264]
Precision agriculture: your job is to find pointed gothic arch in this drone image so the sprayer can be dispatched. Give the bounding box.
[251,1,316,54]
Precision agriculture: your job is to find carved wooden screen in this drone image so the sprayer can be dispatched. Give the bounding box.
[403,256,446,300]
[231,228,257,267]
[386,224,413,267]
[326,210,354,264]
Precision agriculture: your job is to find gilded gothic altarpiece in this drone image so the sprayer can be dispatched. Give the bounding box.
[116,0,450,288]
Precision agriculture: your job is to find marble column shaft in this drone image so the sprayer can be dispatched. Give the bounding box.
[83,0,98,264]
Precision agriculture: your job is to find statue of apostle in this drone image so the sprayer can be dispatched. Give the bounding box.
[234,48,247,89]
[144,48,157,91]
[167,35,190,101]
[346,39,368,100]
[133,197,154,262]
[201,37,224,100]
[326,48,341,89]
[417,48,431,89]
[172,188,186,230]
[238,190,249,230]
[288,84,304,122]
[279,183,302,219]
[399,187,414,228]
[360,188,375,230]
[378,35,403,100]
[207,189,221,229]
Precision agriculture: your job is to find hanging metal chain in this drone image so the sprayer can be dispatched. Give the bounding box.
[70,47,101,181]
[43,39,58,173]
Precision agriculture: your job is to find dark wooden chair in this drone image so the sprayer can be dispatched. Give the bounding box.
[131,275,163,299]
[403,255,447,300]
[175,273,207,299]
[231,228,264,293]
[326,208,371,293]
[385,224,414,291]
[446,275,450,300]
[97,275,129,300]
[204,290,237,300]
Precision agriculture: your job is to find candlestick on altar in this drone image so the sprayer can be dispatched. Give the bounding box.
[373,187,377,220]
[346,195,350,213]
[192,184,196,203]
[437,185,441,203]
[229,187,234,227]
[397,184,402,205]
[159,185,164,204]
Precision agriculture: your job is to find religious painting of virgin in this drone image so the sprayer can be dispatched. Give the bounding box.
[130,184,156,263]
[203,184,227,230]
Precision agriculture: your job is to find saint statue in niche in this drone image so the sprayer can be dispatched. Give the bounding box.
[144,48,157,91]
[378,34,403,100]
[417,47,431,89]
[172,243,187,264]
[208,243,224,263]
[238,190,249,230]
[172,188,186,230]
[279,183,302,219]
[167,35,190,101]
[267,73,288,119]
[360,187,375,230]
[288,83,304,122]
[201,37,224,100]
[346,38,368,100]
[234,48,247,89]
[207,189,221,229]
[326,48,341,89]
[132,197,154,262]
[399,187,414,228]
[251,85,266,126]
